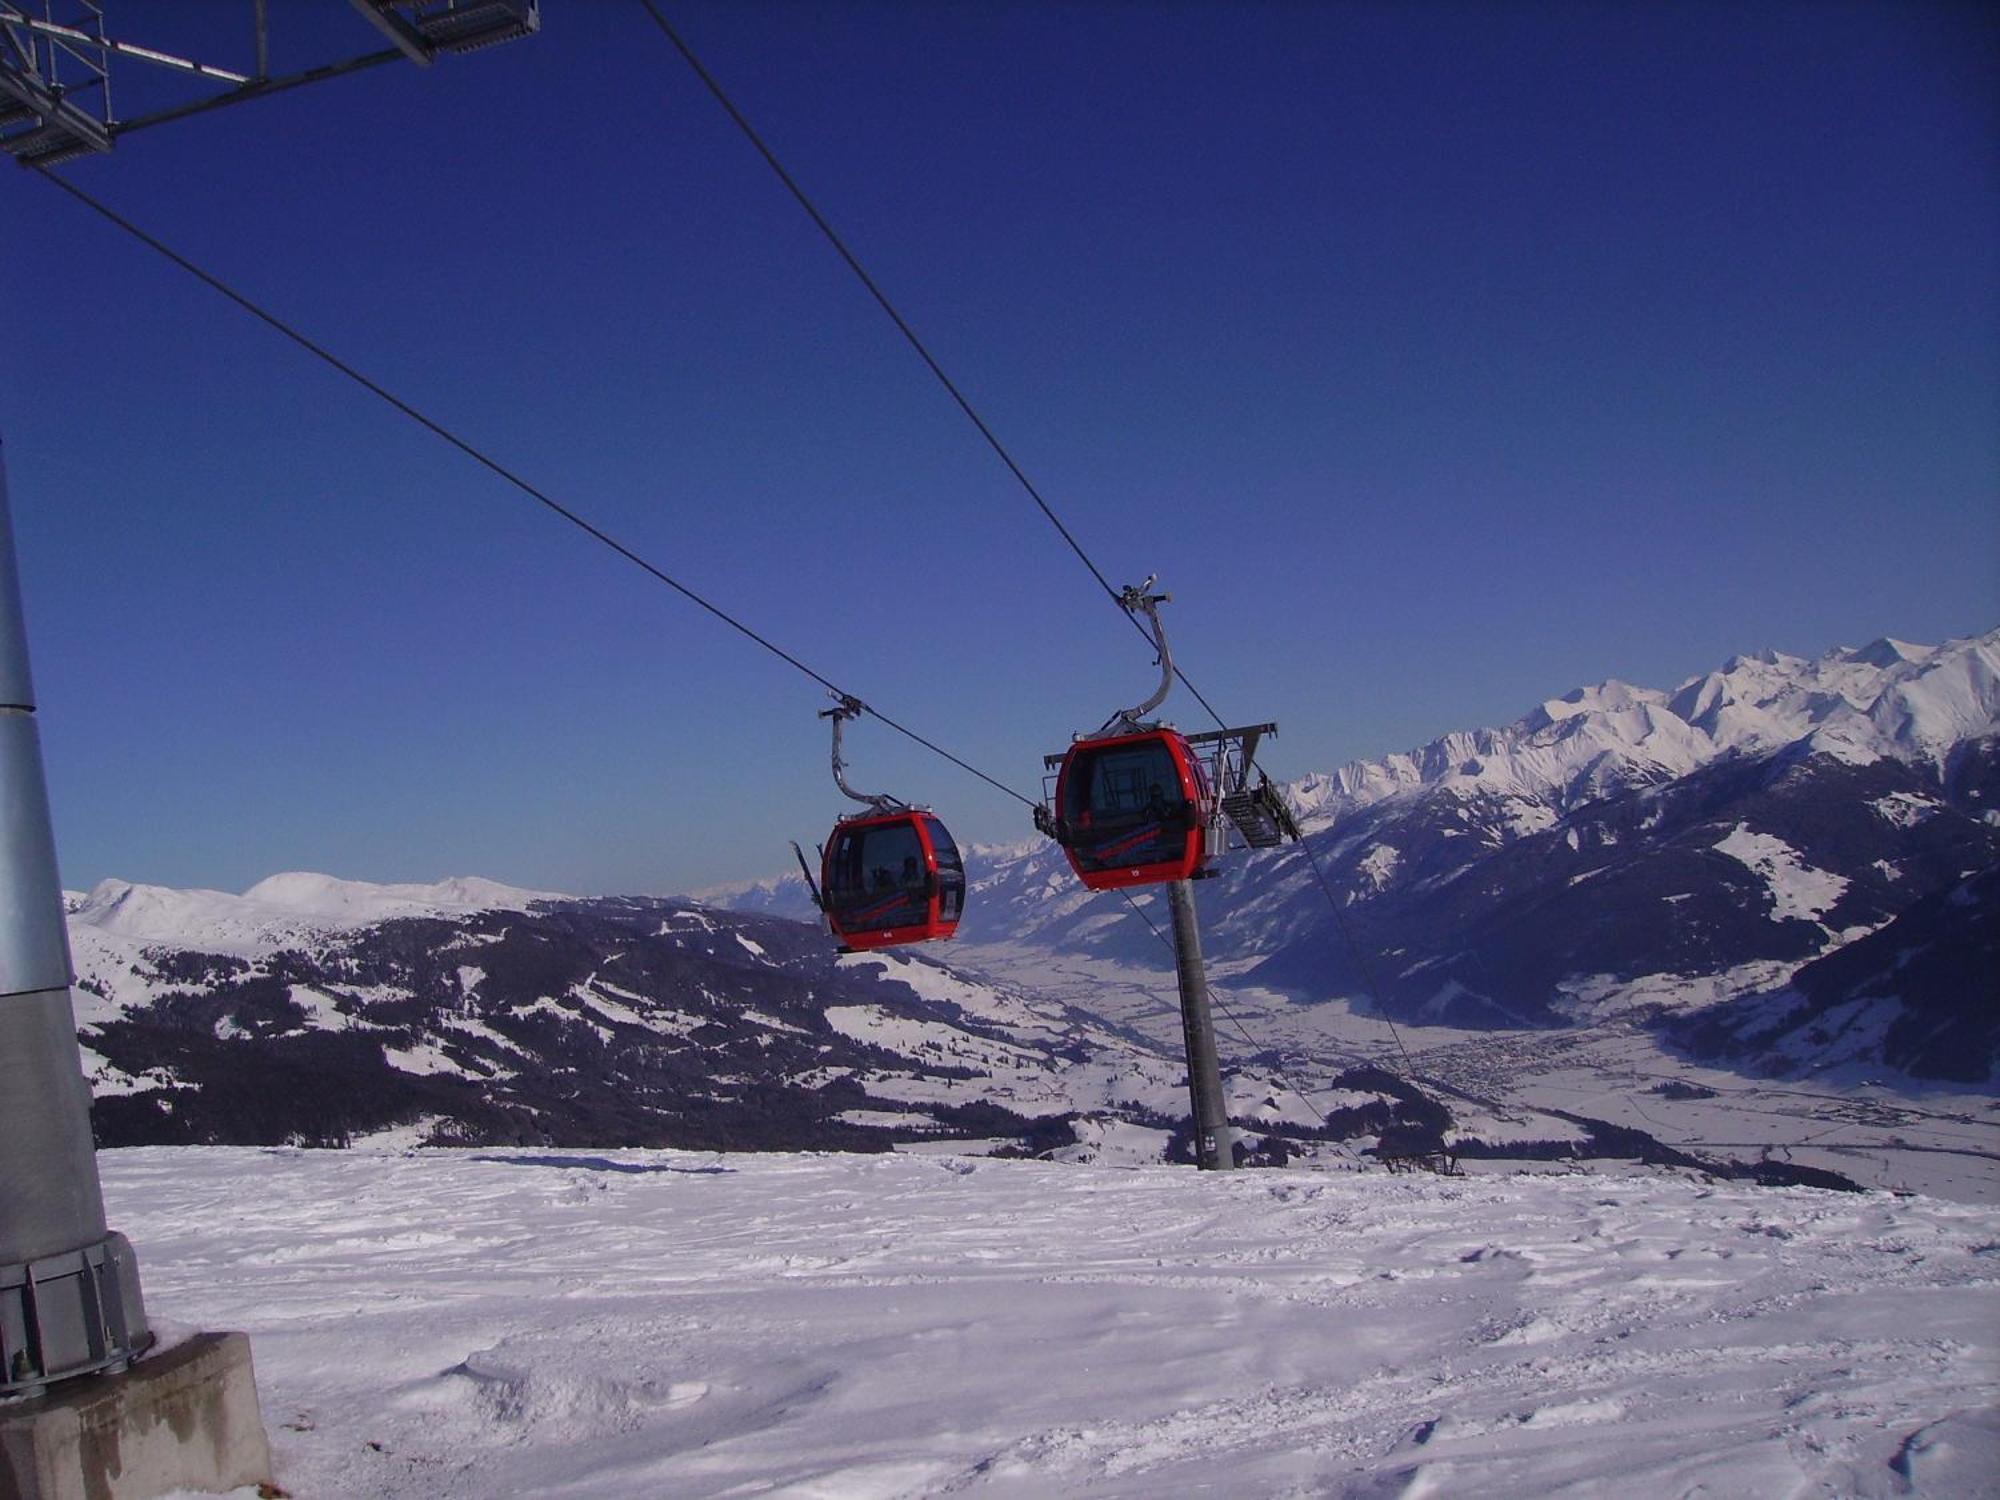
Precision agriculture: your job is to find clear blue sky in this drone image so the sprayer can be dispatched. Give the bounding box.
[3,0,1994,897]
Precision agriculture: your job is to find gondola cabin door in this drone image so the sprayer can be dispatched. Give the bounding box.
[1053,728,1210,889]
[820,811,965,951]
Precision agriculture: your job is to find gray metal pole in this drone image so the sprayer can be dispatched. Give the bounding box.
[0,434,150,1398]
[1165,878,1234,1171]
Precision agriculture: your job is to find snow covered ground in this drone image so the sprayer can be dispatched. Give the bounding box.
[107,1146,1999,1499]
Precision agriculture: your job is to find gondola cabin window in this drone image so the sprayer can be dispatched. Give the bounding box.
[1055,730,1209,888]
[820,812,962,949]
[922,816,966,924]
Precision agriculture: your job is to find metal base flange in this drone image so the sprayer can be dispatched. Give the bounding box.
[1,1233,151,1401]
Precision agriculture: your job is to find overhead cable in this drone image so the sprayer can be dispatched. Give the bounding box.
[634,0,1231,731]
[629,6,1442,1108]
[31,167,1037,812]
[1294,833,1427,1084]
[41,45,1408,1128]
[1118,889,1367,1127]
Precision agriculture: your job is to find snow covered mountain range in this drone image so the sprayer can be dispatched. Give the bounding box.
[81,871,1763,1178]
[1288,631,1996,819]
[731,628,1999,1075]
[58,628,1997,1164]
[1235,630,2000,1045]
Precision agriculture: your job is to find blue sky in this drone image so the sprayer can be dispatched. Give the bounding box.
[3,0,1994,896]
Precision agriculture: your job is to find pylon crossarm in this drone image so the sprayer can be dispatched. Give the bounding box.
[1,0,539,162]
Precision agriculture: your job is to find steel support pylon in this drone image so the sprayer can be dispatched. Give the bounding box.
[0,435,152,1398]
[1165,878,1234,1171]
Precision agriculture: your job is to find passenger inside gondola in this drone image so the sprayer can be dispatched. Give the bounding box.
[827,819,931,933]
[1063,738,1191,874]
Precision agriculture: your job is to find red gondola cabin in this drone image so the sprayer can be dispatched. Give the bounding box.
[1052,728,1210,889]
[820,810,965,951]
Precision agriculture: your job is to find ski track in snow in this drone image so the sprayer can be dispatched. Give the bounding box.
[104,1147,1999,1500]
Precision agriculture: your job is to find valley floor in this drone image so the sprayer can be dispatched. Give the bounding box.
[103,1145,1999,1499]
[950,942,2000,1205]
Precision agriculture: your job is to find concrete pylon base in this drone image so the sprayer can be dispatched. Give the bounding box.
[0,1332,273,1500]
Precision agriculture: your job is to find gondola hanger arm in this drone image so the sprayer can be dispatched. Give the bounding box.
[1102,577,1175,734]
[820,693,907,815]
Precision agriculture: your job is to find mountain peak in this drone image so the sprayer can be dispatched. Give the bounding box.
[1720,646,1806,673]
[1518,679,1665,736]
[1841,637,1934,670]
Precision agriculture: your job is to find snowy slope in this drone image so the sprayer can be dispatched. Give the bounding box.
[65,872,562,956]
[1672,864,2000,1084]
[66,884,1404,1164]
[64,886,1223,1155]
[67,872,1913,1192]
[103,1145,2000,1499]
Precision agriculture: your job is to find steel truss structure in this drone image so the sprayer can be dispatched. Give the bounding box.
[1,1,537,166]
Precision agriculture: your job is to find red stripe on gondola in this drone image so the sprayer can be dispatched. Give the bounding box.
[1090,826,1164,862]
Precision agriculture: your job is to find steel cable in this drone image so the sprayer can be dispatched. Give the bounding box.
[31,167,1039,813]
[633,0,1233,732]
